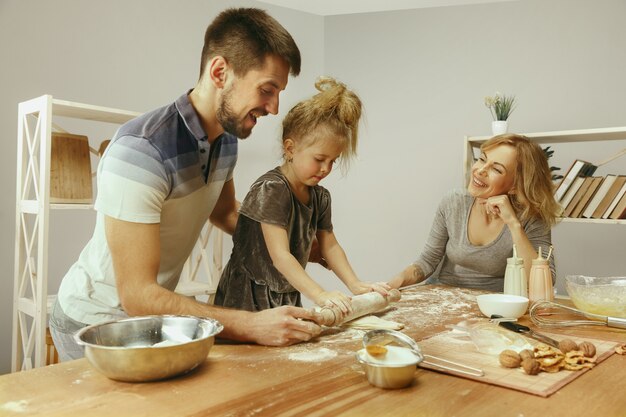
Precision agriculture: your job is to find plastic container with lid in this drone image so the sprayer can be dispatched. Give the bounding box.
[503,244,527,297]
[528,246,554,303]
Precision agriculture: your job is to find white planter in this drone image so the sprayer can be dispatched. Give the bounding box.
[491,120,508,136]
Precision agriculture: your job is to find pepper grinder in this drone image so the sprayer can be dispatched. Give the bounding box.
[503,244,527,297]
[528,246,554,303]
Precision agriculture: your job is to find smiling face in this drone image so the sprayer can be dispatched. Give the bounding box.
[468,144,518,198]
[283,130,346,188]
[216,54,289,138]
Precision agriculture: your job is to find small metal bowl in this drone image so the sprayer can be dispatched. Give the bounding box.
[356,338,424,389]
[75,315,223,382]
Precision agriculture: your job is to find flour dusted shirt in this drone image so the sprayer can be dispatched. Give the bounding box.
[57,92,237,324]
[414,189,555,292]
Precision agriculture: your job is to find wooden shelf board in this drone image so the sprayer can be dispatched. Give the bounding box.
[19,200,94,212]
[51,98,141,124]
[467,127,626,147]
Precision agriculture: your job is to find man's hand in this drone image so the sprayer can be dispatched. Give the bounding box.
[245,306,323,346]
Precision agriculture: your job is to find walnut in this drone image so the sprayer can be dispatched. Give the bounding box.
[579,341,596,358]
[558,339,578,354]
[519,349,534,361]
[499,349,521,368]
[521,358,540,375]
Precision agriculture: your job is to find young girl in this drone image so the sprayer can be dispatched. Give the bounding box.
[215,77,389,314]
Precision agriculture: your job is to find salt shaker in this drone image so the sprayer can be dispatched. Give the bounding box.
[503,244,527,297]
[528,246,554,303]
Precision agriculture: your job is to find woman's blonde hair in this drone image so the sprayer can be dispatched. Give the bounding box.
[481,134,561,227]
[281,77,362,171]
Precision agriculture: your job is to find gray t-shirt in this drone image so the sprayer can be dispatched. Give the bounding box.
[218,167,333,298]
[415,189,555,292]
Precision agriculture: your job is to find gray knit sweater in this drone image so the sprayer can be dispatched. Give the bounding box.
[414,189,555,292]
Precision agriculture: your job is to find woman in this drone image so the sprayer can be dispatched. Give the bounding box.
[389,134,561,292]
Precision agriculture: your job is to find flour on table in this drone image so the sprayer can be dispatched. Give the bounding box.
[288,347,337,362]
[343,315,404,330]
[382,287,476,329]
[1,400,28,412]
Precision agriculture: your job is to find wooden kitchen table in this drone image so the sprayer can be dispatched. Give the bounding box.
[1,285,625,417]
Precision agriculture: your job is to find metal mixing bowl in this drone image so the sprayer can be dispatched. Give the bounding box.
[356,347,423,389]
[565,275,626,318]
[75,315,223,382]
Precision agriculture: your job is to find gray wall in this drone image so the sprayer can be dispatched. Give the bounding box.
[1,0,625,375]
[315,0,626,296]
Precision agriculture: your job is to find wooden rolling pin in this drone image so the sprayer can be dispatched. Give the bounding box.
[315,289,401,327]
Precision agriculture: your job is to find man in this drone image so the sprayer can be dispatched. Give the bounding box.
[49,8,322,361]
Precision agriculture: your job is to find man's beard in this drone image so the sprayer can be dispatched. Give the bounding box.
[216,84,253,139]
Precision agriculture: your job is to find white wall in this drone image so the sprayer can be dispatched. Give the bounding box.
[2,0,625,375]
[0,0,323,374]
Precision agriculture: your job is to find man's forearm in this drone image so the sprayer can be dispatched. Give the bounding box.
[121,281,255,341]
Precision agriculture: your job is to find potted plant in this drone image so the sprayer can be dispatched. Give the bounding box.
[485,92,516,135]
[542,146,563,182]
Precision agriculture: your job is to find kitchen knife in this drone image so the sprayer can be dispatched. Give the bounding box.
[492,315,560,348]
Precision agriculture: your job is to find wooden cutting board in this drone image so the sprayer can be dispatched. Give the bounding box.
[417,329,619,397]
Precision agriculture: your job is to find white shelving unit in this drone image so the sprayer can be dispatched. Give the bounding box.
[13,95,224,372]
[464,127,626,225]
[13,95,140,371]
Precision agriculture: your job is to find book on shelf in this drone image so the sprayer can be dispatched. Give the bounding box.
[603,181,626,219]
[554,160,597,202]
[581,174,618,218]
[608,192,626,219]
[558,177,585,211]
[590,175,626,218]
[563,177,596,218]
[571,177,603,218]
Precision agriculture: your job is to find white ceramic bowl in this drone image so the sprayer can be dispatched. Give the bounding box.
[476,294,529,319]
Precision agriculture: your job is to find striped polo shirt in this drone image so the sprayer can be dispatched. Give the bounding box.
[57,92,238,324]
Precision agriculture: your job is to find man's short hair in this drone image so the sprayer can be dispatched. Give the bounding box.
[199,8,301,78]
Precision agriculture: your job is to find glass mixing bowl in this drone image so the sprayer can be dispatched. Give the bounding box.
[565,275,626,318]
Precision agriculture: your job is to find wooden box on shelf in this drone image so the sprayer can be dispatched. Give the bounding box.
[50,132,93,204]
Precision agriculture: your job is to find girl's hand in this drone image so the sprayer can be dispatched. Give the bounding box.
[387,274,406,289]
[348,281,391,296]
[316,291,352,315]
[483,195,520,227]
